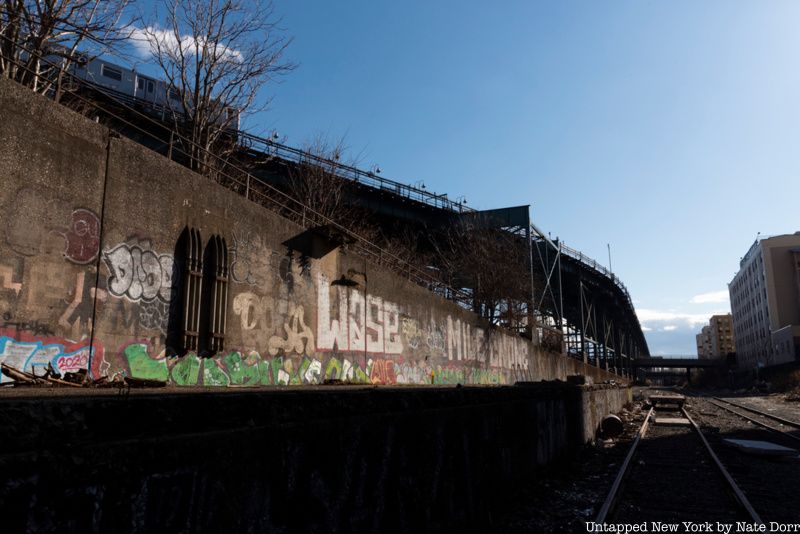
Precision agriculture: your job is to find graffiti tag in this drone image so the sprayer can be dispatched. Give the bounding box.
[103,241,173,302]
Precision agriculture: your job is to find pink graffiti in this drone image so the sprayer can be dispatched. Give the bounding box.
[0,328,105,379]
[58,209,100,264]
[56,352,90,374]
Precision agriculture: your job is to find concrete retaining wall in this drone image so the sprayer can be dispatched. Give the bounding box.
[0,382,629,533]
[0,75,623,387]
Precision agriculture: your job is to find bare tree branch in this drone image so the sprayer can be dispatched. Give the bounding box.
[1,0,132,99]
[138,0,295,177]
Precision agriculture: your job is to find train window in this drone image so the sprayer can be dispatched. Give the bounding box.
[168,88,181,101]
[101,65,122,81]
[137,78,145,91]
[147,81,154,93]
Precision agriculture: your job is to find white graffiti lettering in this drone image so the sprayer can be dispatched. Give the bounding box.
[103,241,173,302]
[268,304,315,356]
[316,273,403,354]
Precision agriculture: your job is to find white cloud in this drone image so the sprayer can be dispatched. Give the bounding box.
[637,308,729,330]
[641,326,652,332]
[130,26,243,62]
[689,290,729,305]
[637,308,716,327]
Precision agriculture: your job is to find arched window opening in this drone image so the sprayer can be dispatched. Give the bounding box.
[199,235,229,355]
[167,227,203,355]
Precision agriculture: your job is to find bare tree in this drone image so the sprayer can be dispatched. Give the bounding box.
[433,219,532,332]
[138,0,294,176]
[286,136,352,223]
[0,0,130,98]
[283,135,385,244]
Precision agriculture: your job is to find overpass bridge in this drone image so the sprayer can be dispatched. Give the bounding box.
[633,358,724,369]
[46,65,650,378]
[633,356,726,385]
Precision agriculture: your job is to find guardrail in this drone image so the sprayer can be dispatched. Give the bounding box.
[237,131,473,214]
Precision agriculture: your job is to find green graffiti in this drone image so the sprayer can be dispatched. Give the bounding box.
[433,367,467,385]
[324,357,342,380]
[470,368,504,385]
[203,358,230,386]
[271,357,288,385]
[293,357,311,385]
[125,343,168,381]
[353,363,369,384]
[120,341,508,388]
[171,354,201,386]
[257,359,272,385]
[223,352,260,386]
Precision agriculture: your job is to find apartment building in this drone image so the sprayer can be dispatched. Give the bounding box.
[709,314,736,357]
[696,325,713,359]
[695,315,735,360]
[728,233,800,370]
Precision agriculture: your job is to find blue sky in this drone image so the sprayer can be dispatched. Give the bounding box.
[129,1,800,355]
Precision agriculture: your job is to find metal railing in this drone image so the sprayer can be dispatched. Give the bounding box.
[558,241,632,302]
[236,130,472,213]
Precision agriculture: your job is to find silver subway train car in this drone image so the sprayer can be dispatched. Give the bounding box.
[68,55,240,131]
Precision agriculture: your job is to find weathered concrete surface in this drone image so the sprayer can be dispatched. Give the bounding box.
[574,383,633,443]
[0,74,626,387]
[0,382,628,533]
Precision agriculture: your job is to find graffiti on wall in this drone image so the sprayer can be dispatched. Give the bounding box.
[58,270,168,336]
[55,208,100,264]
[316,273,402,354]
[138,301,170,333]
[232,291,315,356]
[116,342,509,387]
[1,314,54,337]
[0,263,22,295]
[268,304,314,356]
[232,292,271,331]
[446,316,529,370]
[229,231,272,287]
[0,329,104,382]
[59,271,105,332]
[399,316,446,356]
[401,317,423,350]
[103,239,174,302]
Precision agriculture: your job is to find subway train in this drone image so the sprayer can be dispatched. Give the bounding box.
[67,54,240,131]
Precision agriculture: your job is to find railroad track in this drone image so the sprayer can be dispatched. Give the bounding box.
[709,396,800,443]
[689,396,800,523]
[595,394,761,524]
